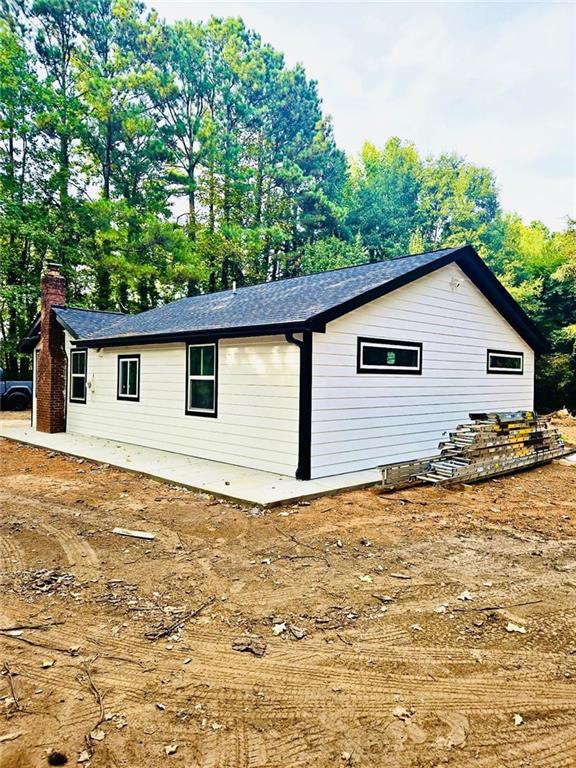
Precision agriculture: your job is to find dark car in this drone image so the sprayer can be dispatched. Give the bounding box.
[0,367,33,410]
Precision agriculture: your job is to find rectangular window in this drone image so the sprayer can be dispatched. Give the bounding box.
[357,337,422,375]
[70,349,87,403]
[487,349,524,375]
[186,343,217,416]
[117,355,140,400]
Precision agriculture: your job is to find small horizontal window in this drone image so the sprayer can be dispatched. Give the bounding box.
[357,337,422,375]
[117,355,140,400]
[487,349,524,375]
[186,343,217,416]
[70,349,87,403]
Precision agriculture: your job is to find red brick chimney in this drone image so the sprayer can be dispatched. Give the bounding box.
[36,262,66,433]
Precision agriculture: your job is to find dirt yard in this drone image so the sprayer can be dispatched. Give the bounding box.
[1,429,576,768]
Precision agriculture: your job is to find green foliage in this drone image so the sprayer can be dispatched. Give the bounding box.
[296,236,367,274]
[345,139,421,259]
[0,2,573,412]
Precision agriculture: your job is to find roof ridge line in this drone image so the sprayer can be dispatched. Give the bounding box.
[172,244,467,303]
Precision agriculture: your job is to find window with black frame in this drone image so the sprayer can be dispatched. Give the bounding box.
[117,355,140,400]
[486,349,523,374]
[357,337,422,375]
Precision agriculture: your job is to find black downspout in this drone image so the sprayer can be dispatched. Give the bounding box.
[286,331,312,480]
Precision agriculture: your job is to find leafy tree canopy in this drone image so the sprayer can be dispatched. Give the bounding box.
[0,1,573,411]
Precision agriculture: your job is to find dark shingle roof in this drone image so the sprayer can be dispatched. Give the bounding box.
[53,307,125,338]
[19,307,125,353]
[82,248,460,342]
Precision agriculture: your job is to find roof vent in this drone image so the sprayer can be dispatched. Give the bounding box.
[232,280,237,295]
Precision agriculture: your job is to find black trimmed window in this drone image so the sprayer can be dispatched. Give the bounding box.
[357,337,422,375]
[70,348,87,403]
[487,349,524,375]
[117,355,140,400]
[186,343,217,416]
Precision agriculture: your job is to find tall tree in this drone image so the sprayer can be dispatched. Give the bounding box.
[345,139,421,260]
[418,153,499,254]
[0,17,47,375]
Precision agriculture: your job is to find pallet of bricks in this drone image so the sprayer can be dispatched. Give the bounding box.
[416,410,566,485]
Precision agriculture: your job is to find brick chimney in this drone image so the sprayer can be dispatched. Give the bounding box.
[36,262,66,433]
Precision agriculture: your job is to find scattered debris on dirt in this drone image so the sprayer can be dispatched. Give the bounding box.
[2,569,79,597]
[1,431,576,766]
[47,751,69,766]
[112,527,156,540]
[231,637,267,657]
[0,731,22,743]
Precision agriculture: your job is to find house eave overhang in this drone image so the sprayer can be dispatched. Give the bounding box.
[73,320,325,349]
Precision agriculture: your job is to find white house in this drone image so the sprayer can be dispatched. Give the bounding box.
[22,245,548,480]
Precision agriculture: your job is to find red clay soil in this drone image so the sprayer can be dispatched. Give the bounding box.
[0,427,575,767]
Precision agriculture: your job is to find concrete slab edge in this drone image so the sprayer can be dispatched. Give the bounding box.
[1,433,379,508]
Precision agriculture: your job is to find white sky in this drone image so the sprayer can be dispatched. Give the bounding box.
[151,1,575,231]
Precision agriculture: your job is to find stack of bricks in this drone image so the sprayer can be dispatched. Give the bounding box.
[416,410,566,485]
[36,263,66,433]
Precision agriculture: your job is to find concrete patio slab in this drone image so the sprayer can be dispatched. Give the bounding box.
[0,419,381,506]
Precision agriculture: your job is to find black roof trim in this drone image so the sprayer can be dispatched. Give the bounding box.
[454,247,549,354]
[74,321,318,348]
[308,244,549,354]
[311,250,459,327]
[19,306,127,353]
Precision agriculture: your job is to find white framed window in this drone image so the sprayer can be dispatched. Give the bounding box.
[186,343,217,416]
[357,337,422,375]
[487,349,524,375]
[70,349,87,403]
[117,355,140,400]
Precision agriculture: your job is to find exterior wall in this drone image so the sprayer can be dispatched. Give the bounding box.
[65,335,300,475]
[310,263,535,478]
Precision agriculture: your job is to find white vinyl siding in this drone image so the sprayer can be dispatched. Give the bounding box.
[65,335,299,475]
[310,263,534,477]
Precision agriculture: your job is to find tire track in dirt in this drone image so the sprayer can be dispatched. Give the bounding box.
[0,531,26,571]
[35,520,100,571]
[0,490,101,572]
[472,722,576,768]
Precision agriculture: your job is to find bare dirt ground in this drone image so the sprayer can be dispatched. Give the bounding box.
[1,425,576,767]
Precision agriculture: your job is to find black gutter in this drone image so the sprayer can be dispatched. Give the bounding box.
[74,321,314,348]
[286,331,313,481]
